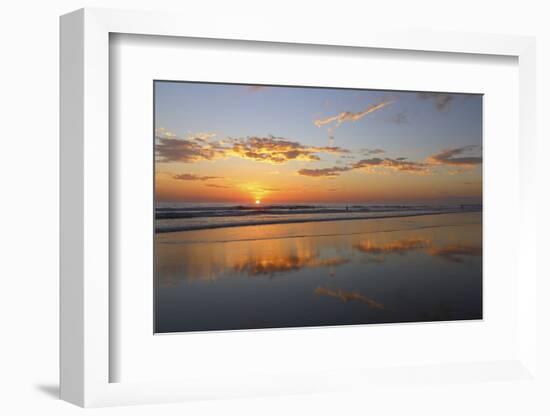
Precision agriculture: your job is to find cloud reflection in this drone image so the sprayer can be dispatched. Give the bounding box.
[233,255,349,277]
[354,238,430,254]
[157,219,482,288]
[314,286,385,310]
[354,237,481,264]
[428,244,482,263]
[157,235,351,285]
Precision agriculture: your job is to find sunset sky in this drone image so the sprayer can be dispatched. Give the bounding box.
[154,81,482,204]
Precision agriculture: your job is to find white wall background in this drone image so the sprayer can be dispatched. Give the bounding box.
[0,1,548,415]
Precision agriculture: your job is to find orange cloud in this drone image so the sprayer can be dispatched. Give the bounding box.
[314,99,394,127]
[157,134,350,165]
[247,85,268,92]
[227,136,321,164]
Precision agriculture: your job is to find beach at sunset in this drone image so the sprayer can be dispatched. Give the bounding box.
[156,211,482,332]
[154,81,482,332]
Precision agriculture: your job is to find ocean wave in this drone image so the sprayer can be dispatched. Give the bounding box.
[155,204,479,220]
[155,207,481,233]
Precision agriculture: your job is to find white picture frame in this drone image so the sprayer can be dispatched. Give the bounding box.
[60,7,538,407]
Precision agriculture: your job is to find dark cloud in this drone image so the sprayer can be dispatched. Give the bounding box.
[389,112,408,124]
[312,146,351,154]
[427,145,482,167]
[417,92,455,111]
[298,166,352,177]
[205,184,231,189]
[298,156,429,177]
[173,173,221,181]
[361,148,386,155]
[156,137,225,163]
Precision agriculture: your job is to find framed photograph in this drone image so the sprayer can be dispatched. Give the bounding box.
[60,8,539,408]
[153,81,483,334]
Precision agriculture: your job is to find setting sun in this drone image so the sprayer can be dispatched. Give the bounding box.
[255,199,261,205]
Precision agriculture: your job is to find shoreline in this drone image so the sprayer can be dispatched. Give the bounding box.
[155,209,481,234]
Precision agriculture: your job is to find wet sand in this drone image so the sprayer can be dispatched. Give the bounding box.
[155,212,482,333]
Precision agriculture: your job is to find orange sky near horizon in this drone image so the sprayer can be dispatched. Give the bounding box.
[155,158,482,204]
